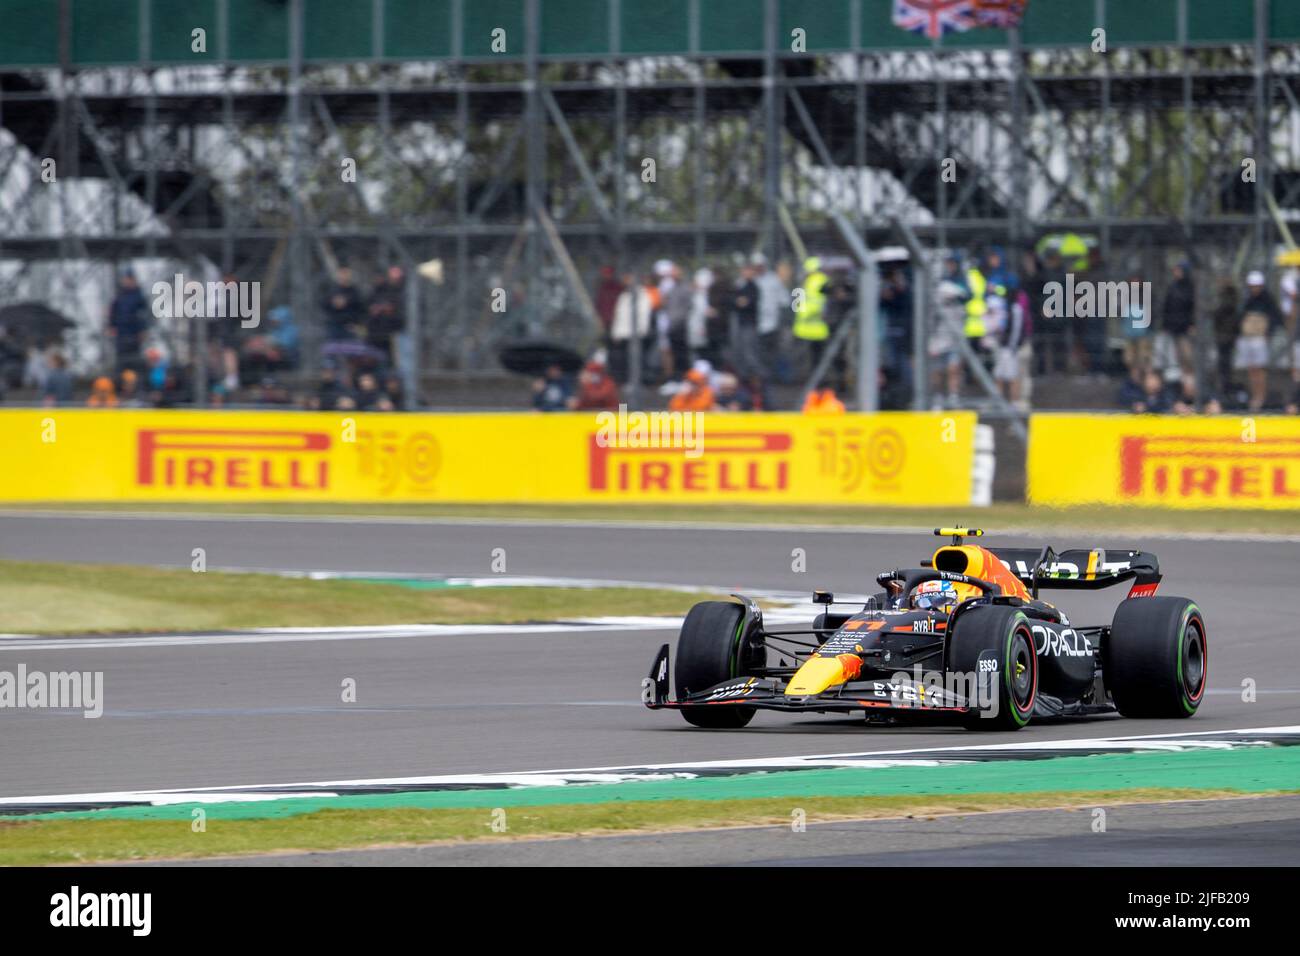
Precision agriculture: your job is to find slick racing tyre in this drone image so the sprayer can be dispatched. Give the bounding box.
[1106,597,1207,719]
[947,605,1038,731]
[675,601,761,728]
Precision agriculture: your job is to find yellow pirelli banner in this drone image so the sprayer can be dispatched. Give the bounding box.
[0,409,975,505]
[1029,413,1300,509]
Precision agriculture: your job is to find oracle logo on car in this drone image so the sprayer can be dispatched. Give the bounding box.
[1119,435,1300,502]
[136,428,331,491]
[587,431,791,494]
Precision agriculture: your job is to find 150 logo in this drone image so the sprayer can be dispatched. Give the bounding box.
[815,427,906,493]
[355,429,440,494]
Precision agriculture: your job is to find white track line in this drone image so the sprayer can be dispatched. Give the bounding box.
[0,619,679,650]
[0,607,813,650]
[2,726,1296,811]
[229,568,815,601]
[4,508,1300,543]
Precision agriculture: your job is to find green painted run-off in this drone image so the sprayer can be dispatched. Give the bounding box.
[19,744,1300,822]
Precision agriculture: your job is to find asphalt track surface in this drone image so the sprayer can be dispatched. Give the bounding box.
[2,511,1299,801]
[1,518,1298,872]
[151,796,1300,867]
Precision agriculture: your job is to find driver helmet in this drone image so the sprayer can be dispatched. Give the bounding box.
[910,579,974,611]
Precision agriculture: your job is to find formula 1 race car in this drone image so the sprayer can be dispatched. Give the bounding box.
[644,529,1207,730]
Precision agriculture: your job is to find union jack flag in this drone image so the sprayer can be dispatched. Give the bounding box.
[973,0,1028,29]
[892,0,976,40]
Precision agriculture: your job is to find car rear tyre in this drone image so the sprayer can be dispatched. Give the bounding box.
[675,601,760,728]
[947,605,1037,731]
[1106,597,1206,719]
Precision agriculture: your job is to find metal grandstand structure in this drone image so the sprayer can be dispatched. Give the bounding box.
[2,0,1300,393]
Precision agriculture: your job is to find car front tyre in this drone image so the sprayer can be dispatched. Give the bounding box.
[675,600,758,728]
[948,604,1038,731]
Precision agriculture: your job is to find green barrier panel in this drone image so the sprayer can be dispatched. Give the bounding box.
[229,0,289,62]
[0,0,1288,68]
[542,0,608,56]
[621,0,690,54]
[1019,0,1095,47]
[71,0,137,65]
[1108,0,1179,47]
[385,0,453,59]
[304,0,373,61]
[0,0,58,66]
[462,0,525,58]
[780,0,853,54]
[151,0,215,61]
[698,0,765,54]
[1273,0,1300,41]
[1191,0,1254,43]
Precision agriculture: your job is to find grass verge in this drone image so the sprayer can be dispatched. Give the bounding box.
[6,501,1300,536]
[0,788,1267,866]
[0,559,713,634]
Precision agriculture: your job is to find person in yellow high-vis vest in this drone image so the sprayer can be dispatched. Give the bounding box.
[964,263,987,341]
[795,257,831,371]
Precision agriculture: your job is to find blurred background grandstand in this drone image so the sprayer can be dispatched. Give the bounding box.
[4,0,1300,423]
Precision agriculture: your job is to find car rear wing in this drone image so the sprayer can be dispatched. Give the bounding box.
[989,547,1162,596]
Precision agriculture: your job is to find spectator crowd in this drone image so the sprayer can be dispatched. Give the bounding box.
[543,253,869,415]
[13,243,1300,418]
[23,263,409,412]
